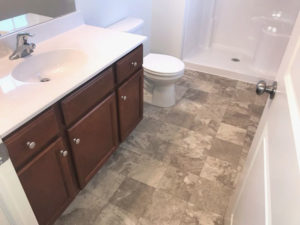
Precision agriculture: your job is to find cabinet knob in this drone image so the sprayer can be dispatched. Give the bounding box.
[131,61,138,67]
[26,141,36,150]
[73,138,80,145]
[121,96,127,101]
[60,150,68,157]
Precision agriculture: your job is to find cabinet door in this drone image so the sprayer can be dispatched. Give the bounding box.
[67,93,119,188]
[18,138,74,225]
[118,69,144,141]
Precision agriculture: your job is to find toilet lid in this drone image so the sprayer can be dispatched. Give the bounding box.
[143,54,185,76]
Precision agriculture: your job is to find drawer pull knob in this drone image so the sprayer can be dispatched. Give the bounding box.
[131,61,138,67]
[26,141,36,150]
[60,150,68,157]
[121,96,127,101]
[73,138,80,145]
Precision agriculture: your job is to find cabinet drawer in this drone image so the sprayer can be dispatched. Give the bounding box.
[61,67,115,126]
[4,107,60,170]
[116,45,143,84]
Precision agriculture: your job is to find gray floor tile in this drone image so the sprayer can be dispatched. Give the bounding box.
[189,178,232,216]
[141,189,187,225]
[167,143,206,176]
[207,138,243,167]
[200,156,238,188]
[172,129,213,152]
[105,148,142,176]
[163,109,197,129]
[120,131,169,163]
[110,178,155,218]
[183,88,209,104]
[222,109,251,129]
[126,155,167,188]
[190,117,220,137]
[234,89,256,105]
[236,81,256,92]
[227,100,250,115]
[157,166,200,201]
[214,76,238,88]
[248,103,265,118]
[85,168,125,201]
[216,123,247,146]
[180,202,224,225]
[93,204,138,225]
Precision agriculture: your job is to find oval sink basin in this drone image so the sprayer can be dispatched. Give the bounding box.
[12,49,88,83]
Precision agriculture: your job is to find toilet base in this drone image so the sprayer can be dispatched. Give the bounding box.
[151,83,176,107]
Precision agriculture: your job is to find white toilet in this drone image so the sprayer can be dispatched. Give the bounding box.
[107,17,185,107]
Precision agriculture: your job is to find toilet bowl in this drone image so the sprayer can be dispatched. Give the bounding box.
[143,54,184,107]
[107,17,185,107]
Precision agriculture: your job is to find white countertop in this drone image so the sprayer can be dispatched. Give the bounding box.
[0,25,146,138]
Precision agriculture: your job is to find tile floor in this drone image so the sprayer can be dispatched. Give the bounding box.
[55,70,267,225]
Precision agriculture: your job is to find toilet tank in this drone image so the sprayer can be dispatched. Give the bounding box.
[107,17,144,35]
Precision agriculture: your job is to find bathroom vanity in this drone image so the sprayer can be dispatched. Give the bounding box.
[0,22,145,225]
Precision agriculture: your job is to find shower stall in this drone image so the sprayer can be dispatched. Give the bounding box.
[182,0,300,83]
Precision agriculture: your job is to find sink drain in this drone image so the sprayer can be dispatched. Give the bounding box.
[40,78,50,82]
[231,58,240,62]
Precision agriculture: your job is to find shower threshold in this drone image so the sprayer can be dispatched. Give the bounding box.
[183,47,274,83]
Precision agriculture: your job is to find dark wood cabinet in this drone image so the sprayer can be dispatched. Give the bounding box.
[118,69,144,141]
[4,45,143,225]
[18,138,74,225]
[67,93,119,188]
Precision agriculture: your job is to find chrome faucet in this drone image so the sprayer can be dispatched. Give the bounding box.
[9,33,36,60]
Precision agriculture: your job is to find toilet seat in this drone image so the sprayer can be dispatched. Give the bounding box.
[144,67,184,77]
[144,70,183,80]
[143,54,185,77]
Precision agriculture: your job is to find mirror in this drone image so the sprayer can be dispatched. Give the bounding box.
[0,0,76,37]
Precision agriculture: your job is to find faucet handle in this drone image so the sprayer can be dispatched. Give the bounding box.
[17,33,34,38]
[17,33,34,42]
[9,33,36,60]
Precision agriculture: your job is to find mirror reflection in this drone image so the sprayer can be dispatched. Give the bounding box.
[0,0,76,36]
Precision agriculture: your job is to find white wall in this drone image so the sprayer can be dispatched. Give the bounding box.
[150,0,186,58]
[75,0,152,54]
[76,0,188,58]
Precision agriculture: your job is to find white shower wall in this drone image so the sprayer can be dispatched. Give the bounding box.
[183,0,300,82]
[213,0,300,57]
[183,0,216,57]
